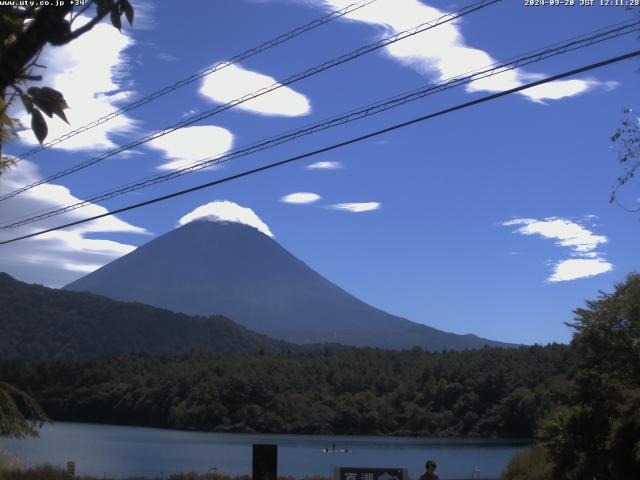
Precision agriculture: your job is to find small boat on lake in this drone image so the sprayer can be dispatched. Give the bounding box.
[322,446,351,453]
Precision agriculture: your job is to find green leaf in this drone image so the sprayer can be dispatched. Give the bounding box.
[53,103,69,124]
[39,87,64,102]
[27,87,69,123]
[40,88,69,123]
[111,7,122,31]
[31,98,53,118]
[20,95,34,114]
[96,0,112,17]
[121,0,134,26]
[31,109,48,144]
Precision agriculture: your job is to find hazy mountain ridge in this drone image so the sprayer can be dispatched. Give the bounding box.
[65,220,514,351]
[0,272,300,360]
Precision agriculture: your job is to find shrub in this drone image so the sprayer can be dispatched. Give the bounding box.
[500,445,552,480]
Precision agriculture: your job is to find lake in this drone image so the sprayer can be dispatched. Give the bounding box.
[1,422,530,480]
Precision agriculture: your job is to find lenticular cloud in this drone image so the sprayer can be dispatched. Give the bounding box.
[178,200,274,238]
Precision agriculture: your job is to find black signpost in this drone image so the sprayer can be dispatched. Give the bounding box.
[333,467,407,480]
[252,444,277,480]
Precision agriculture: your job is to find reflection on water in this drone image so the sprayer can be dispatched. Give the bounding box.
[1,422,530,480]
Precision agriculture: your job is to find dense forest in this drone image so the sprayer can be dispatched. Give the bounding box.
[501,273,640,480]
[0,344,573,438]
[3,272,638,479]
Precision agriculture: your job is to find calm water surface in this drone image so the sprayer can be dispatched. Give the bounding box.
[1,422,529,480]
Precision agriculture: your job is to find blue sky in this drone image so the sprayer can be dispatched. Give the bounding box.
[0,0,638,345]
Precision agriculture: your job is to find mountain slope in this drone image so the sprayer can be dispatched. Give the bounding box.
[0,272,298,360]
[66,220,513,350]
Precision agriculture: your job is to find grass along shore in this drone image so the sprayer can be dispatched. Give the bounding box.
[0,465,331,480]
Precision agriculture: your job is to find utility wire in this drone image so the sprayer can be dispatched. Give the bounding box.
[11,0,380,163]
[1,49,638,246]
[0,0,501,202]
[2,19,638,228]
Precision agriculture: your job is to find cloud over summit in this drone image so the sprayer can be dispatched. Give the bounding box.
[178,201,274,238]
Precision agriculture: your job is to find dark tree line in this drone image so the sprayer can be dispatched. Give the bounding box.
[0,344,573,438]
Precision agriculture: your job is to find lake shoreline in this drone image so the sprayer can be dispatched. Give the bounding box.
[1,421,528,480]
[33,419,532,443]
[0,464,502,480]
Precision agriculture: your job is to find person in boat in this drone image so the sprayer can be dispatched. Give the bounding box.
[419,460,439,480]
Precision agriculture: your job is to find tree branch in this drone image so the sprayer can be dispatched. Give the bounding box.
[65,7,111,43]
[0,5,73,94]
[70,0,95,26]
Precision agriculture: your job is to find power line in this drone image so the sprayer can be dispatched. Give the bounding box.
[2,48,638,246]
[0,0,501,202]
[3,19,638,229]
[11,0,381,163]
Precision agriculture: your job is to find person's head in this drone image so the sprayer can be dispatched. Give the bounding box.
[425,460,436,472]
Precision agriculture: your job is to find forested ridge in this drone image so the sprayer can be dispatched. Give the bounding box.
[0,344,572,438]
[0,273,301,359]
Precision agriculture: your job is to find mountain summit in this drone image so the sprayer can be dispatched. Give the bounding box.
[65,219,511,350]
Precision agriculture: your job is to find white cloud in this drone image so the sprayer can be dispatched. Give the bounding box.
[0,161,149,287]
[549,258,613,283]
[307,161,343,170]
[317,0,613,103]
[177,200,273,238]
[64,262,107,274]
[503,217,607,253]
[13,17,137,151]
[331,202,380,212]
[146,125,234,170]
[281,192,321,204]
[158,53,178,61]
[502,216,612,282]
[199,63,311,117]
[181,108,199,118]
[523,80,594,104]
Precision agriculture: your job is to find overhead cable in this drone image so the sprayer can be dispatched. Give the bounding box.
[1,48,638,246]
[2,19,638,228]
[11,0,381,163]
[0,0,501,202]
